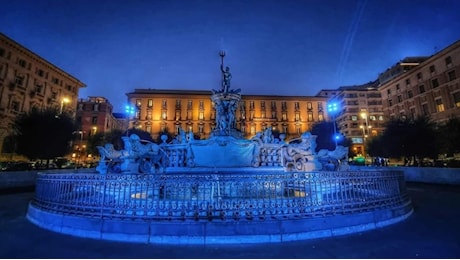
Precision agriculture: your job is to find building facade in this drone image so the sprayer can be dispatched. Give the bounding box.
[379,40,460,124]
[74,96,128,160]
[126,89,329,140]
[0,33,85,156]
[324,81,385,156]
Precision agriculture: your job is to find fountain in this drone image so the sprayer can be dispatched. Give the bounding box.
[26,52,413,245]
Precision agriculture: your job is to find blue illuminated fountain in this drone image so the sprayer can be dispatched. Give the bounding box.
[26,51,413,245]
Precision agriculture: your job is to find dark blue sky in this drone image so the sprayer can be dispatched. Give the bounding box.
[2,0,460,112]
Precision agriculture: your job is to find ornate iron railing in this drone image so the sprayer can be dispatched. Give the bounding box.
[32,170,410,221]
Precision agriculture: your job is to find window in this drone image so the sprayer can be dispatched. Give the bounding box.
[18,59,26,68]
[397,95,402,103]
[422,103,429,116]
[187,100,192,110]
[0,48,4,57]
[175,100,181,109]
[387,89,391,95]
[429,65,436,75]
[453,92,460,108]
[93,104,99,111]
[419,85,425,94]
[351,115,357,121]
[369,115,376,121]
[78,103,83,111]
[199,125,204,134]
[187,110,192,120]
[271,111,276,119]
[162,111,167,120]
[11,100,20,112]
[435,99,444,112]
[294,102,300,110]
[410,108,416,119]
[147,111,152,120]
[317,102,323,111]
[307,102,312,110]
[448,70,457,81]
[261,111,266,118]
[378,115,384,121]
[318,112,324,121]
[405,79,411,86]
[260,101,265,110]
[271,101,276,110]
[34,84,43,94]
[14,75,24,86]
[52,77,59,85]
[407,90,413,98]
[416,72,423,82]
[445,56,452,68]
[396,84,400,92]
[308,112,313,122]
[249,101,254,110]
[136,99,141,107]
[147,99,153,108]
[37,69,45,77]
[92,116,98,124]
[432,78,439,88]
[146,125,152,133]
[295,112,300,121]
[199,100,204,110]
[388,99,393,106]
[282,112,287,121]
[175,111,181,121]
[281,101,287,111]
[199,111,204,120]
[162,100,167,109]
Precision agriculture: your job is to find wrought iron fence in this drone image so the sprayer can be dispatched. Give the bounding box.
[32,170,410,221]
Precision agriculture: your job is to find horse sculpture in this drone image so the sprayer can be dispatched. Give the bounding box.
[121,134,168,174]
[317,145,349,171]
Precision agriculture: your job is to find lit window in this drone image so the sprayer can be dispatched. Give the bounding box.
[453,92,460,108]
[435,99,444,112]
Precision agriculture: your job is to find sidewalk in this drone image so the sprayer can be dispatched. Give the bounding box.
[1,182,459,258]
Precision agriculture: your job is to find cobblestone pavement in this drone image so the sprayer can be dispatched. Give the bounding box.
[1,182,459,259]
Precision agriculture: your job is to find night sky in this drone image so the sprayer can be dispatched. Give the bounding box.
[2,0,460,112]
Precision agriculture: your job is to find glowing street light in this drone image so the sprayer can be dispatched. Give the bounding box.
[327,102,341,148]
[125,104,136,131]
[60,97,70,114]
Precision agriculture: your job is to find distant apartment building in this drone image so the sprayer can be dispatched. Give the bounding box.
[126,89,329,140]
[75,97,128,156]
[0,33,85,156]
[379,40,460,124]
[322,81,385,156]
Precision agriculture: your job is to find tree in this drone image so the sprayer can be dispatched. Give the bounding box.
[368,116,439,164]
[437,117,460,157]
[310,121,341,152]
[12,108,76,161]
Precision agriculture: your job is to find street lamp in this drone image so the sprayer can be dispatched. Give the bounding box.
[125,104,136,134]
[60,97,70,114]
[327,102,340,148]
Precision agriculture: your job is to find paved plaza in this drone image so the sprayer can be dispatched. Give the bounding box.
[1,182,459,258]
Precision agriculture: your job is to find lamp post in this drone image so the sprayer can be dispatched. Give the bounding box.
[60,97,70,114]
[125,104,136,135]
[360,112,372,156]
[327,102,340,149]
